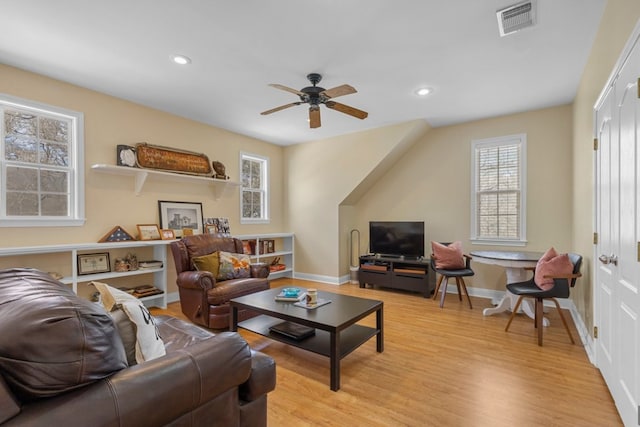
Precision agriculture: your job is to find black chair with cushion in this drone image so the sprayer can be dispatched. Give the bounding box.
[430,241,474,309]
[504,253,582,346]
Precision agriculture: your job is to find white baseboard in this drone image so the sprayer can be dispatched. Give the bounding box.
[167,291,180,304]
[292,272,344,285]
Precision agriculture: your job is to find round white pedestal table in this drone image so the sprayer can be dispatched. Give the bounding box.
[470,250,550,327]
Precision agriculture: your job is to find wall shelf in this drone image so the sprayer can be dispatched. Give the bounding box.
[91,164,240,199]
[0,240,173,308]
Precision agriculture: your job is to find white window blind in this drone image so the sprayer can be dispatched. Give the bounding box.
[471,134,526,245]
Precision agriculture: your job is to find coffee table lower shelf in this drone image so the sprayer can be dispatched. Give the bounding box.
[238,315,379,359]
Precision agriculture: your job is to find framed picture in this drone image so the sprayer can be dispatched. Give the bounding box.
[160,229,176,240]
[203,217,231,236]
[137,224,161,241]
[158,201,203,238]
[78,253,111,275]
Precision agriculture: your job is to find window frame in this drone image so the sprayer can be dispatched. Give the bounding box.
[0,93,85,227]
[239,152,269,224]
[470,133,527,246]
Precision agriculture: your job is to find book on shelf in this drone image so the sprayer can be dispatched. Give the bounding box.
[138,260,163,268]
[132,284,163,298]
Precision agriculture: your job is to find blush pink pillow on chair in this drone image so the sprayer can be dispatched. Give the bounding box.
[534,247,574,291]
[431,241,465,269]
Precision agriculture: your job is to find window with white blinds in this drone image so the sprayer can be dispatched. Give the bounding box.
[470,134,526,245]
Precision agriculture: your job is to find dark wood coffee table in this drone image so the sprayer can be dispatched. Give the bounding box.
[230,287,383,391]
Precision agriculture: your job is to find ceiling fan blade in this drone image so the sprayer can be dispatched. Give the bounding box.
[320,84,357,99]
[325,101,368,120]
[269,83,305,97]
[309,107,321,128]
[260,102,302,115]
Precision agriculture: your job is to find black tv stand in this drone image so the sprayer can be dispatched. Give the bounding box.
[359,255,435,298]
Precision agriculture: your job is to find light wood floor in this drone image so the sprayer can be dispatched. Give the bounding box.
[152,278,622,427]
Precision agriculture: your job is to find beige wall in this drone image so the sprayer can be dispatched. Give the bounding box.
[572,1,640,334]
[353,105,574,290]
[0,64,285,293]
[284,120,430,280]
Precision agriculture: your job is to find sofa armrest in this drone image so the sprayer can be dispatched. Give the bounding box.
[176,270,216,290]
[240,350,276,402]
[7,333,254,427]
[250,263,270,279]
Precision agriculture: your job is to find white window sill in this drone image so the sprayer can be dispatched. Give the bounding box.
[0,218,86,227]
[470,238,528,247]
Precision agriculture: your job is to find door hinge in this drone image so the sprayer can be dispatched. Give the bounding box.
[593,232,598,244]
[637,242,640,262]
[593,137,598,150]
[593,326,598,339]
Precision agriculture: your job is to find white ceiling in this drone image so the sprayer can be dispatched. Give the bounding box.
[0,1,606,146]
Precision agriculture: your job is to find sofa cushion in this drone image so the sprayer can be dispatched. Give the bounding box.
[92,282,166,363]
[0,375,19,423]
[0,268,127,401]
[218,251,251,280]
[110,307,137,366]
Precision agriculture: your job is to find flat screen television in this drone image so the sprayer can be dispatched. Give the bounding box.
[369,221,425,259]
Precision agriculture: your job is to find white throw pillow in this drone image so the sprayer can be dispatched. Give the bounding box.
[92,282,165,363]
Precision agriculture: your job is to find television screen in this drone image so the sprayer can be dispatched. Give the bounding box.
[369,221,424,258]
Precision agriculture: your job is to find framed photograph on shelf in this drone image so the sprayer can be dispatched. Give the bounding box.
[204,217,231,236]
[136,224,161,241]
[158,201,203,238]
[160,229,176,240]
[78,253,111,275]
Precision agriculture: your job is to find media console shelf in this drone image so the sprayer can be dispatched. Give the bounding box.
[358,255,435,298]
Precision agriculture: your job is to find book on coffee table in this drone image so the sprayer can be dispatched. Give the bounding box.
[274,291,306,302]
[269,321,315,340]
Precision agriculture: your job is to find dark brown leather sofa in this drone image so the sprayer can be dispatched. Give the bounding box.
[170,235,270,329]
[0,268,276,427]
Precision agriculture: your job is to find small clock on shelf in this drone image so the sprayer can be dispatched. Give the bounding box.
[98,225,136,243]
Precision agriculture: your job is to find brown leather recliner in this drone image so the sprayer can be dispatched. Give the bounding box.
[170,234,270,329]
[0,268,276,427]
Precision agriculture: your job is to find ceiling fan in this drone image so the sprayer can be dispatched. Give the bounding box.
[261,73,368,128]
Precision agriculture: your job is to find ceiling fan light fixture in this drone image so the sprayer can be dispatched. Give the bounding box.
[171,54,191,65]
[415,87,433,96]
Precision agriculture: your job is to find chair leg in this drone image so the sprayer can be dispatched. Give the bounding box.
[536,298,544,346]
[458,277,473,309]
[551,298,575,344]
[455,277,462,301]
[439,276,449,308]
[505,296,525,332]
[433,275,443,301]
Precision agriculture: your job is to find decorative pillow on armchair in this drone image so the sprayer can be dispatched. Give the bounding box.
[431,241,465,269]
[534,247,574,291]
[192,251,221,277]
[218,251,251,280]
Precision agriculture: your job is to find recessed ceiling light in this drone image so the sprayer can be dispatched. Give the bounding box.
[171,54,191,65]
[415,87,433,96]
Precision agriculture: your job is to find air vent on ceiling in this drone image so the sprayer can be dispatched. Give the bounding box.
[497,1,536,37]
